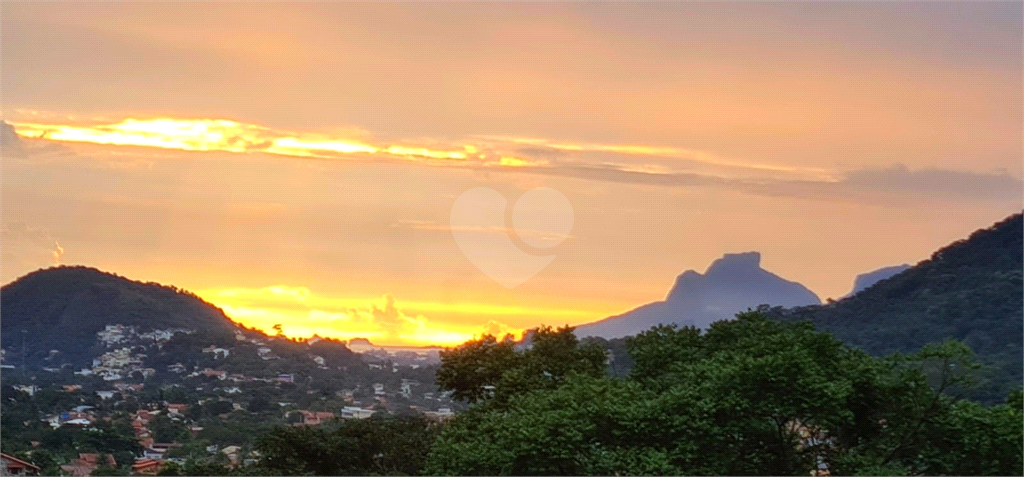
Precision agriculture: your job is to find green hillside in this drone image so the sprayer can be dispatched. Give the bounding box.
[766,213,1023,404]
[1,266,245,368]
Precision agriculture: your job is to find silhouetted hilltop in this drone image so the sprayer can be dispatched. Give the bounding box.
[576,251,821,339]
[0,266,245,367]
[766,213,1023,404]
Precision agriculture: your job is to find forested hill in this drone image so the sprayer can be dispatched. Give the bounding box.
[765,213,1023,404]
[1,266,246,368]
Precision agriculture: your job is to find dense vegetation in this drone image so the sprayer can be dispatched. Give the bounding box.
[765,213,1023,404]
[1,266,246,368]
[229,316,1021,476]
[423,314,1022,476]
[254,415,442,475]
[4,314,1020,475]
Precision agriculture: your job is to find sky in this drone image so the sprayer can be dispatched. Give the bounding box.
[2,2,1021,346]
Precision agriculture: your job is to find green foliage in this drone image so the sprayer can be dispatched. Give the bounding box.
[182,459,233,476]
[765,213,1023,404]
[149,414,189,443]
[435,325,606,406]
[256,415,441,475]
[435,333,517,403]
[427,312,1024,476]
[426,376,666,476]
[156,461,183,476]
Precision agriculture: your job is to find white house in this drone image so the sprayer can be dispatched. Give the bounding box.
[14,385,37,396]
[341,407,375,419]
[96,390,117,400]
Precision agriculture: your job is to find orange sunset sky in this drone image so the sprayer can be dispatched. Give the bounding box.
[2,2,1021,346]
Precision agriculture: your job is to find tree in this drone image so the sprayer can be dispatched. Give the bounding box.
[149,414,188,443]
[426,312,1023,476]
[435,333,518,403]
[435,325,606,406]
[256,415,441,475]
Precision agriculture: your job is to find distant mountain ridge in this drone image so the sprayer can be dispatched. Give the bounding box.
[845,264,912,297]
[0,266,247,368]
[575,251,821,339]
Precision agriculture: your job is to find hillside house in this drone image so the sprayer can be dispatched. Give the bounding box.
[1,453,40,476]
[114,383,145,392]
[96,390,116,400]
[297,410,335,425]
[130,458,163,476]
[221,446,242,465]
[201,369,227,380]
[423,408,455,422]
[13,385,37,396]
[341,407,375,419]
[167,363,187,374]
[400,379,420,397]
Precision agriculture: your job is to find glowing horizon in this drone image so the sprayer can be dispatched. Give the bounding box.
[2,2,1019,347]
[194,285,608,347]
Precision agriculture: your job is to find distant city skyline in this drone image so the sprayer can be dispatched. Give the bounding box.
[2,2,1021,345]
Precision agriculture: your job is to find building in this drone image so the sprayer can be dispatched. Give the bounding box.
[201,369,227,380]
[297,410,335,425]
[341,407,375,420]
[130,459,163,476]
[423,408,455,422]
[167,363,187,374]
[1,453,40,476]
[400,379,420,397]
[221,446,242,466]
[13,385,37,397]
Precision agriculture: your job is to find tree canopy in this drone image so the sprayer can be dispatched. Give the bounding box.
[425,312,1023,476]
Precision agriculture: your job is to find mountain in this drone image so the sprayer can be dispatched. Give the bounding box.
[845,264,911,297]
[0,266,247,368]
[575,251,821,339]
[765,213,1023,404]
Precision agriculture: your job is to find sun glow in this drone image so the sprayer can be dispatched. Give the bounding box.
[267,137,378,156]
[12,118,271,153]
[384,146,467,160]
[10,118,475,165]
[191,286,582,347]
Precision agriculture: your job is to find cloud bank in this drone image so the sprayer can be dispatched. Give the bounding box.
[8,116,1020,206]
